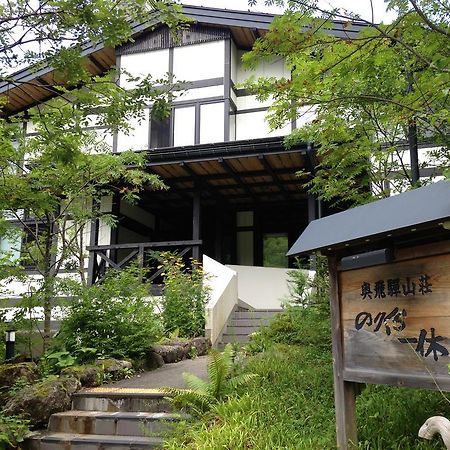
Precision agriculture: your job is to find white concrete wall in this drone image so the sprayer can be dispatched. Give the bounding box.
[226,264,299,310]
[204,255,238,347]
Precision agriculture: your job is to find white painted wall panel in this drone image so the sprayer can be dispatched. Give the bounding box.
[236,50,289,84]
[173,41,224,81]
[117,109,149,151]
[295,105,317,128]
[120,49,170,89]
[229,112,236,141]
[173,106,195,146]
[236,111,290,140]
[200,103,224,144]
[237,95,272,110]
[175,85,223,102]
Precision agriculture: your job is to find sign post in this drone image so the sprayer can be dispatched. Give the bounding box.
[288,182,450,449]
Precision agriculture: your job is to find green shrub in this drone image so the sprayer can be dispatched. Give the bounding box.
[164,344,257,416]
[0,412,30,449]
[245,306,331,356]
[56,267,162,360]
[156,252,209,338]
[165,304,450,450]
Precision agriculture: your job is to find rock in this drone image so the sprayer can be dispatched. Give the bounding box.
[0,362,38,389]
[60,365,103,387]
[95,359,133,380]
[190,337,212,357]
[150,344,187,364]
[145,351,165,370]
[149,337,211,364]
[4,376,80,428]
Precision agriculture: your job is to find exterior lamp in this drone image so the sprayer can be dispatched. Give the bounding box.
[5,326,16,361]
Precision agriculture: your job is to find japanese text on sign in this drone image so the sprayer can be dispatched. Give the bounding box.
[360,274,432,299]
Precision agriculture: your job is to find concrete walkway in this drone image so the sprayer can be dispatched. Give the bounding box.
[110,356,208,390]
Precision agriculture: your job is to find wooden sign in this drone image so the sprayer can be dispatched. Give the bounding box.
[329,242,450,449]
[340,252,450,391]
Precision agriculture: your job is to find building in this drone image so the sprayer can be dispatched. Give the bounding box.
[0,5,437,344]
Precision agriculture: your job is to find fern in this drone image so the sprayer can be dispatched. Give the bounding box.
[162,344,258,415]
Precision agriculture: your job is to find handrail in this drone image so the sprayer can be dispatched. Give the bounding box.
[87,239,202,251]
[87,239,203,285]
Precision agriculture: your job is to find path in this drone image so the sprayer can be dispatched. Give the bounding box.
[111,356,208,389]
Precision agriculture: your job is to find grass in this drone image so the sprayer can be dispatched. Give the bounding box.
[164,308,450,449]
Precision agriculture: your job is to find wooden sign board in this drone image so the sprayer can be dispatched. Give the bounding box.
[340,251,450,391]
[329,242,450,449]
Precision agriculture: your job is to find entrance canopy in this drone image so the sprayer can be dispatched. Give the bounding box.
[139,136,312,209]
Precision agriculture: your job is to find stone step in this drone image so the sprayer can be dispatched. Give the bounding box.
[72,388,172,413]
[232,310,281,320]
[221,333,250,343]
[24,432,163,450]
[228,318,272,327]
[48,410,184,436]
[224,326,261,335]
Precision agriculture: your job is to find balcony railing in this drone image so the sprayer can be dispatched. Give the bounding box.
[86,239,202,285]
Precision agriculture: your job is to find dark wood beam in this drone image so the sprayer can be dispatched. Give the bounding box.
[152,166,303,184]
[118,214,154,239]
[192,189,201,261]
[218,157,256,201]
[179,162,229,204]
[258,155,291,201]
[89,55,109,73]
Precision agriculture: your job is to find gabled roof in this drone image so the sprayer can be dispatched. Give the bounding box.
[287,181,450,256]
[0,4,367,116]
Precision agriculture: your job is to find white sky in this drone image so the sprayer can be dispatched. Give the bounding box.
[183,0,398,23]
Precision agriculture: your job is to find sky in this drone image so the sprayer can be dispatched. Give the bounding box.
[183,0,398,23]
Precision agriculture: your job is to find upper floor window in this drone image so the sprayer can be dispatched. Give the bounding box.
[150,116,170,148]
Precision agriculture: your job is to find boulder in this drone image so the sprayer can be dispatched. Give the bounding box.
[4,376,80,428]
[0,362,38,388]
[149,337,211,364]
[0,362,38,406]
[95,359,133,380]
[190,337,212,356]
[145,351,165,370]
[150,343,189,363]
[60,365,103,387]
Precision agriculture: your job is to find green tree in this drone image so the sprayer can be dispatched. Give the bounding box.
[0,0,188,351]
[245,0,449,205]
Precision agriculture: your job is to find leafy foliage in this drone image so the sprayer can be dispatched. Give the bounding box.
[55,267,162,360]
[157,252,209,338]
[164,344,258,415]
[244,0,449,205]
[0,0,187,352]
[165,310,450,449]
[0,412,30,449]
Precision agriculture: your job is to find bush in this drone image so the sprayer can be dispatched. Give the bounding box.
[245,306,331,356]
[56,267,162,360]
[166,306,450,450]
[156,252,209,338]
[0,412,30,448]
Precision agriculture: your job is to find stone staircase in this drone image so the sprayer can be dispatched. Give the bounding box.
[25,388,183,449]
[220,308,281,344]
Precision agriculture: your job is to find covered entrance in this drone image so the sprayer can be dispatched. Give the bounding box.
[87,136,322,284]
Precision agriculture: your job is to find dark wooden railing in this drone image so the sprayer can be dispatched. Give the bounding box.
[86,240,202,285]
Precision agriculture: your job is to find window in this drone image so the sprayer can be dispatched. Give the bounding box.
[150,116,170,148]
[263,234,288,268]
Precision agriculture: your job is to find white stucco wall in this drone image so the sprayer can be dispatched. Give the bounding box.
[204,255,238,346]
[226,264,300,310]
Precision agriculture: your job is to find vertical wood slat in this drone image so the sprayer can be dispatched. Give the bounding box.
[329,256,358,449]
[192,190,201,261]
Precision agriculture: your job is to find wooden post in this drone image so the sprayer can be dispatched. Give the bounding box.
[328,256,358,449]
[87,201,100,286]
[192,190,201,261]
